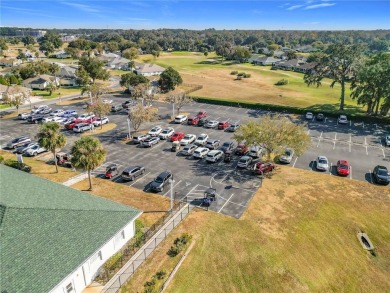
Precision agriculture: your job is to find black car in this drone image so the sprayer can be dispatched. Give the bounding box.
[150,171,173,192]
[316,113,325,121]
[122,100,137,109]
[28,115,45,124]
[6,136,31,149]
[372,165,390,185]
[122,166,145,181]
[15,142,37,154]
[220,141,235,153]
[197,117,208,127]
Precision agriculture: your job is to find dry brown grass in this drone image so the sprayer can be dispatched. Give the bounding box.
[71,178,170,227]
[81,123,117,136]
[123,166,390,293]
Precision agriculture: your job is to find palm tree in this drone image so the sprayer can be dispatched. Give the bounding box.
[37,122,67,173]
[45,81,57,96]
[70,137,106,190]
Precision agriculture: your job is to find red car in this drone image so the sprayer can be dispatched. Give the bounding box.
[196,111,207,119]
[65,119,83,130]
[254,162,275,174]
[235,143,248,155]
[171,132,185,142]
[187,116,199,125]
[218,121,230,130]
[83,116,97,124]
[337,160,350,176]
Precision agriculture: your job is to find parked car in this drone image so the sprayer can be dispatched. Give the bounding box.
[42,116,54,123]
[338,115,348,124]
[197,117,208,127]
[15,142,37,154]
[180,134,196,145]
[195,133,209,146]
[32,105,50,114]
[150,171,173,192]
[305,112,313,120]
[237,156,253,168]
[279,148,294,164]
[28,115,45,124]
[133,134,150,144]
[174,115,188,124]
[122,100,137,109]
[25,144,47,156]
[50,109,65,116]
[17,112,32,120]
[159,128,175,140]
[61,117,76,125]
[316,156,329,171]
[111,104,123,112]
[51,116,64,123]
[206,150,224,163]
[385,135,390,147]
[218,121,230,130]
[121,166,145,181]
[193,147,210,159]
[171,132,185,142]
[336,160,350,176]
[316,113,325,121]
[93,116,109,126]
[39,107,52,115]
[148,126,163,137]
[73,123,91,133]
[254,162,275,174]
[248,146,263,158]
[62,110,77,117]
[205,120,218,129]
[205,139,220,150]
[187,116,199,125]
[103,99,113,104]
[83,116,97,124]
[196,111,207,118]
[235,143,248,155]
[78,113,95,121]
[372,165,390,185]
[65,119,83,130]
[220,141,235,153]
[181,144,197,156]
[104,164,119,179]
[141,136,160,147]
[226,123,240,132]
[7,136,31,149]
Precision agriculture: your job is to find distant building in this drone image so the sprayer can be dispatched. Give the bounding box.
[0,58,22,67]
[135,63,166,76]
[56,66,79,86]
[15,30,47,38]
[0,164,142,293]
[54,50,71,59]
[249,55,280,66]
[22,74,60,90]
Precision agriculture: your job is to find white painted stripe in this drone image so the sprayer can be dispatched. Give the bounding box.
[292,157,298,168]
[180,184,199,201]
[218,193,235,213]
[129,172,151,186]
[163,180,182,196]
[349,166,352,180]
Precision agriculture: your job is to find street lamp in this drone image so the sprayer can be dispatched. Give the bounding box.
[169,178,175,213]
[126,118,131,139]
[172,103,175,120]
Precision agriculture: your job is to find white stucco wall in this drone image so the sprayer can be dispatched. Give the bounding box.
[49,216,139,293]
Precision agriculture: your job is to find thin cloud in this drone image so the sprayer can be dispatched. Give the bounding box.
[1,5,63,18]
[131,1,151,8]
[287,5,304,10]
[305,2,335,9]
[251,9,263,15]
[60,2,100,13]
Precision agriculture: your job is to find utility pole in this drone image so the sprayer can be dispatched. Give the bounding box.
[169,179,175,213]
[172,103,175,120]
[126,118,131,139]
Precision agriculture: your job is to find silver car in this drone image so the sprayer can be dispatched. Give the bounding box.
[181,144,197,156]
[279,148,294,164]
[316,156,329,171]
[237,156,253,168]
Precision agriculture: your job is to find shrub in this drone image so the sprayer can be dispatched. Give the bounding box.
[243,73,251,78]
[103,252,123,272]
[3,159,31,173]
[237,72,245,76]
[134,219,145,248]
[156,270,167,280]
[275,79,289,86]
[0,155,4,163]
[230,70,238,75]
[167,233,192,257]
[144,276,157,293]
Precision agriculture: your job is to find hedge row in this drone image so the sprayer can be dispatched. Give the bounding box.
[190,96,390,125]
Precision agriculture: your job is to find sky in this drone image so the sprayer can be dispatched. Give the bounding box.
[1,0,389,30]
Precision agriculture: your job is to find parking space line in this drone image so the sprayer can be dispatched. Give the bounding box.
[365,145,368,155]
[180,184,199,201]
[349,166,352,180]
[163,180,182,197]
[218,193,235,213]
[329,162,332,175]
[234,108,240,112]
[369,169,373,183]
[292,157,298,168]
[129,172,151,186]
[382,148,385,158]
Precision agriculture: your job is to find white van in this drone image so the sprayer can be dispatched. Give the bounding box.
[73,123,91,133]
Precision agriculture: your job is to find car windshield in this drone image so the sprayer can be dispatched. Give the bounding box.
[285,151,291,156]
[222,143,230,147]
[184,135,191,139]
[239,158,247,163]
[339,164,348,170]
[378,169,389,176]
[319,159,327,164]
[155,176,164,183]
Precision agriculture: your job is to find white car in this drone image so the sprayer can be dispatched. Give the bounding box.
[205,120,219,128]
[174,115,188,124]
[279,148,295,164]
[50,109,65,116]
[17,112,32,120]
[305,112,314,120]
[103,99,113,104]
[73,123,91,133]
[51,116,64,123]
[195,133,209,146]
[206,150,224,163]
[237,156,253,168]
[316,156,329,171]
[148,126,163,137]
[192,147,210,159]
[32,105,49,114]
[159,128,175,140]
[181,144,197,156]
[338,115,348,124]
[42,116,54,123]
[180,134,196,146]
[93,116,109,126]
[25,144,47,156]
[248,146,263,158]
[79,113,95,120]
[385,135,390,147]
[141,136,160,147]
[133,134,150,144]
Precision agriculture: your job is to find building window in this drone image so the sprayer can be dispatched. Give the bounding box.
[66,283,75,293]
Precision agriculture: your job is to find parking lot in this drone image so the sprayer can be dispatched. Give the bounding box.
[1,96,389,219]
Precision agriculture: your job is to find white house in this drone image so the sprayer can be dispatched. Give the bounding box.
[0,57,22,67]
[0,164,142,293]
[22,74,60,90]
[56,65,79,86]
[135,63,166,76]
[54,50,71,59]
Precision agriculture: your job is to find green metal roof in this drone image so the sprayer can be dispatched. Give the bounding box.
[0,165,141,293]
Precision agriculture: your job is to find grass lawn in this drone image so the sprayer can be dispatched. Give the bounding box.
[33,87,82,99]
[71,178,170,228]
[137,52,367,116]
[123,166,390,292]
[0,150,78,183]
[108,69,129,76]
